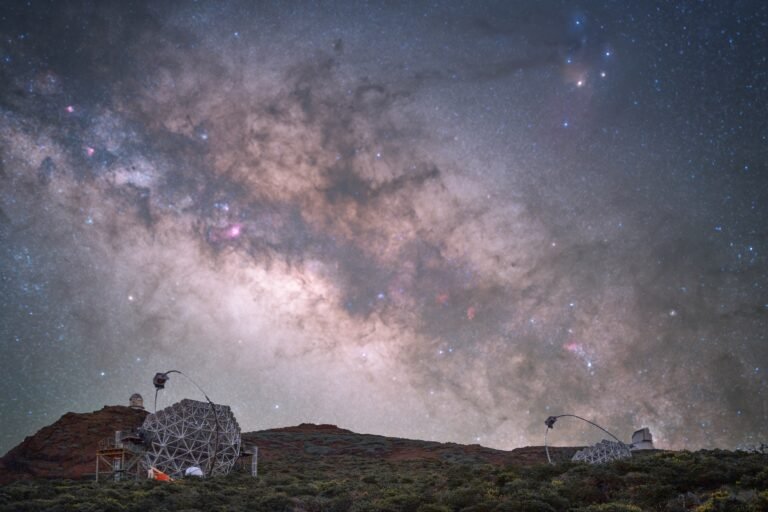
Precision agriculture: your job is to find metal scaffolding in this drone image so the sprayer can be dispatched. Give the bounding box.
[95,430,145,481]
[237,445,258,477]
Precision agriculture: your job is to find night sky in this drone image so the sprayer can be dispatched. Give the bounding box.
[1,1,767,456]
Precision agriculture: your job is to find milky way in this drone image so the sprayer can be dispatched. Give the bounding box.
[1,1,767,454]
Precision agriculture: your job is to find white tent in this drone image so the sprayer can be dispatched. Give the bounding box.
[185,466,204,477]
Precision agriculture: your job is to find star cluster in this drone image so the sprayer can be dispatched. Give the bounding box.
[0,1,766,455]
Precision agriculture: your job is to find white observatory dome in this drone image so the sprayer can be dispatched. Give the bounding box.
[129,393,145,410]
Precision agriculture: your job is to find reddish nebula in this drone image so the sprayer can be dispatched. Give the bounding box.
[224,224,242,239]
[564,341,582,353]
[207,223,243,243]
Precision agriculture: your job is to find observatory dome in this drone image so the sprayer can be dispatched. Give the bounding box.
[129,393,144,410]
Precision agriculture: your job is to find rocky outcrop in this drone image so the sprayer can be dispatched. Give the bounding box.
[0,405,148,484]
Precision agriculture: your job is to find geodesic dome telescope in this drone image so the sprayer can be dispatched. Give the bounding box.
[571,439,632,464]
[140,398,241,477]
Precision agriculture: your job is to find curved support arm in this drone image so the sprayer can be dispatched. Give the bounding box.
[544,414,624,464]
[152,370,222,477]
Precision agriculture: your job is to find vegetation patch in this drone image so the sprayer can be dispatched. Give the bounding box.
[1,450,767,511]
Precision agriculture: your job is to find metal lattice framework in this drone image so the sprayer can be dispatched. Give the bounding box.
[140,399,241,477]
[544,414,633,465]
[572,439,632,464]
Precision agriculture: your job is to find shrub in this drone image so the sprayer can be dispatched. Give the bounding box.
[416,505,452,512]
[494,498,555,512]
[576,504,643,512]
[257,492,292,510]
[695,489,750,512]
[327,492,354,512]
[748,491,768,512]
[441,487,484,510]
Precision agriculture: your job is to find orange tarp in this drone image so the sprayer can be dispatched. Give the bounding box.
[148,467,174,482]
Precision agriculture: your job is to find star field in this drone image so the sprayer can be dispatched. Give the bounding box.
[0,0,766,455]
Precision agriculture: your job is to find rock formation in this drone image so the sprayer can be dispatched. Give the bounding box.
[0,406,148,484]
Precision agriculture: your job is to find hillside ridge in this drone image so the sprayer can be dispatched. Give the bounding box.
[0,405,577,484]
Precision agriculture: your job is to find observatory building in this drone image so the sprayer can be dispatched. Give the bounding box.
[129,393,145,410]
[630,428,654,450]
[545,414,656,466]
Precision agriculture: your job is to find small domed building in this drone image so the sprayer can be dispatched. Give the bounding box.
[129,393,144,410]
